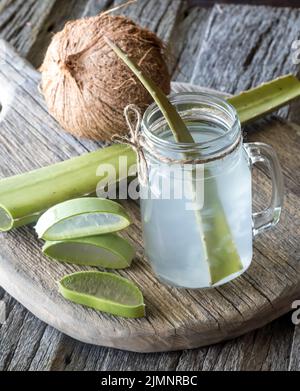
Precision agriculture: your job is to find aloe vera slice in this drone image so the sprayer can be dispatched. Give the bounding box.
[59,271,145,318]
[35,198,131,240]
[43,234,135,269]
[0,144,136,232]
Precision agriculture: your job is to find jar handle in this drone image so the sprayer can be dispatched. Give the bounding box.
[244,142,284,236]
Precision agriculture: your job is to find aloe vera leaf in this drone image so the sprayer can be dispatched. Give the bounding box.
[43,233,135,269]
[229,74,300,124]
[106,38,243,285]
[35,197,131,241]
[105,37,193,143]
[0,144,136,232]
[59,271,145,318]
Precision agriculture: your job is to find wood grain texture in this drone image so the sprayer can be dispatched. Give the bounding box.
[179,4,300,121]
[175,312,295,371]
[188,4,300,92]
[0,0,56,57]
[0,40,299,354]
[172,6,212,80]
[0,289,296,371]
[0,0,300,370]
[289,323,300,370]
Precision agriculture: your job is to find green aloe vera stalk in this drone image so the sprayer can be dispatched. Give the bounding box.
[59,271,145,318]
[105,37,243,285]
[43,233,135,269]
[0,144,136,232]
[35,198,131,241]
[228,74,300,124]
[105,37,193,143]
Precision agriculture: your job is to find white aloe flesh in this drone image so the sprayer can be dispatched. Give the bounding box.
[35,198,131,241]
[59,271,145,318]
[43,234,135,269]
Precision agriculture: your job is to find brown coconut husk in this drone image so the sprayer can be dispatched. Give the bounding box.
[40,13,171,140]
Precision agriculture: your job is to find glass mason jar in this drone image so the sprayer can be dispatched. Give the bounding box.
[139,92,284,289]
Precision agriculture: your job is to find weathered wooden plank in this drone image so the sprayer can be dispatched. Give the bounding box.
[27,318,182,371]
[29,329,76,371]
[52,340,181,371]
[2,293,295,371]
[250,314,294,371]
[0,0,56,57]
[0,288,177,371]
[0,290,47,371]
[289,324,300,371]
[184,4,300,120]
[175,313,295,370]
[172,6,212,79]
[221,313,294,371]
[50,314,300,371]
[189,5,300,92]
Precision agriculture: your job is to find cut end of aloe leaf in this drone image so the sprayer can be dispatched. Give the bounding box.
[59,271,145,318]
[0,205,13,232]
[43,234,135,269]
[35,198,131,241]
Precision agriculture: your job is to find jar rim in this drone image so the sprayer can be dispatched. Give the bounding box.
[142,91,241,157]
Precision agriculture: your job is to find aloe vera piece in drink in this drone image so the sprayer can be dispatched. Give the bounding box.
[59,271,145,318]
[35,197,131,241]
[43,233,135,269]
[105,37,243,285]
[0,144,136,232]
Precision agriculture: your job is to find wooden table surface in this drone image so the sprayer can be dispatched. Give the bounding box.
[0,0,299,371]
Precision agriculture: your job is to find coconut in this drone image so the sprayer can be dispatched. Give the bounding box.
[40,13,171,140]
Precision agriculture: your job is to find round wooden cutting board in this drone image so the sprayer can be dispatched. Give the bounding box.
[0,40,299,352]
